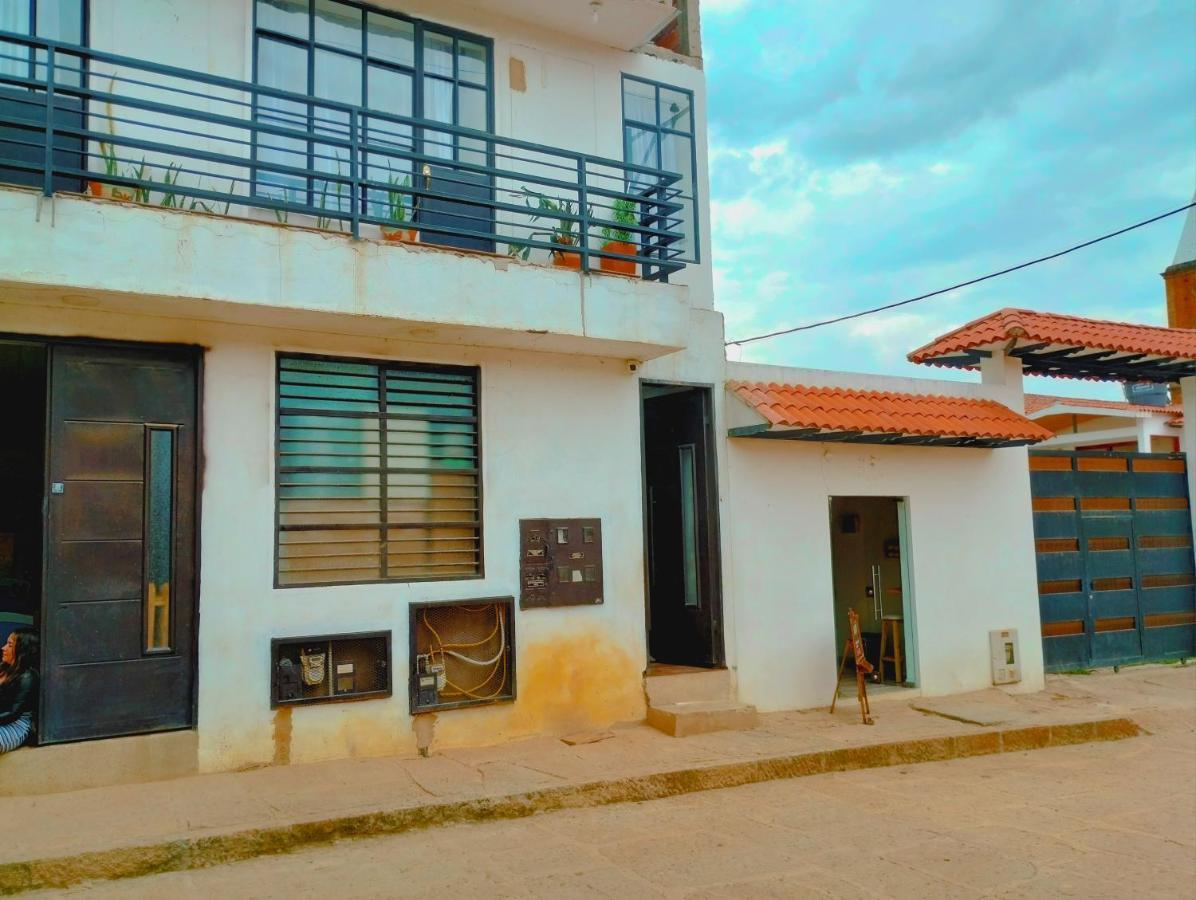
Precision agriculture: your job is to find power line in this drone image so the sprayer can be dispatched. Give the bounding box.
[725,201,1196,347]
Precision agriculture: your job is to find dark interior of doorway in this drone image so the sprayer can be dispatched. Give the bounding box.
[830,496,914,688]
[642,383,723,668]
[0,342,47,653]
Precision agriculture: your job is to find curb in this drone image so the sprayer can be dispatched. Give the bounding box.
[0,716,1140,894]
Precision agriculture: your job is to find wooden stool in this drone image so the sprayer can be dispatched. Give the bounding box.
[879,615,904,684]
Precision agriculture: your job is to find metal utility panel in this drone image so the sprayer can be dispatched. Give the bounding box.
[519,518,603,609]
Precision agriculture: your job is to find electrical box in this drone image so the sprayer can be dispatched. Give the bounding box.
[410,597,515,712]
[989,628,1021,685]
[271,631,391,707]
[519,518,603,609]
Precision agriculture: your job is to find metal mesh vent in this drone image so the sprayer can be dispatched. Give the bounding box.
[410,598,514,711]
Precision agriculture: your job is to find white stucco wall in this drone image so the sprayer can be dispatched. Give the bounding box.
[724,361,1046,713]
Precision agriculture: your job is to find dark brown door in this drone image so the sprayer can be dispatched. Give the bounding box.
[644,385,722,667]
[41,343,198,743]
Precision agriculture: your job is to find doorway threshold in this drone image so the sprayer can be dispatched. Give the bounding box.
[646,662,726,677]
[839,677,921,703]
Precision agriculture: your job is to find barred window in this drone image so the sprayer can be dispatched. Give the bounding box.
[275,354,481,586]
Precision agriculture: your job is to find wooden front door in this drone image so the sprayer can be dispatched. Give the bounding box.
[41,343,199,743]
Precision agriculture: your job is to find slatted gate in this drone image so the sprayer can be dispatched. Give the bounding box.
[1030,451,1196,671]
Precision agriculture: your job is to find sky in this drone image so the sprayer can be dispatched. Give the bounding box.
[701,0,1196,399]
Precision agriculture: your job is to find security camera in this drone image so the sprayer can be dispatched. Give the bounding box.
[626,360,641,373]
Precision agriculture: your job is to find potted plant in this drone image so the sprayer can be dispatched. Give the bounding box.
[87,140,137,202]
[380,172,417,243]
[526,191,582,270]
[599,197,638,276]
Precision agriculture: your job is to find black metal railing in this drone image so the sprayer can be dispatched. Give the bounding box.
[0,32,686,281]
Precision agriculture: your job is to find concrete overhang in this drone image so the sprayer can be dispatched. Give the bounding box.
[462,0,675,50]
[0,187,691,361]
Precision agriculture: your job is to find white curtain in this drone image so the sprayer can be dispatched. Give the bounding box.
[0,0,31,79]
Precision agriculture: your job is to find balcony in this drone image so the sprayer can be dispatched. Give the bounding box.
[0,32,685,279]
[0,32,694,358]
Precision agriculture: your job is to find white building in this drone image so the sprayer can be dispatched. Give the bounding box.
[5,1,1176,795]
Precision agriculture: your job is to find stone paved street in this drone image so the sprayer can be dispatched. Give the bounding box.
[43,667,1196,899]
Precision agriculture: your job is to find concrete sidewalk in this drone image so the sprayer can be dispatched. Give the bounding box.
[1,665,1190,894]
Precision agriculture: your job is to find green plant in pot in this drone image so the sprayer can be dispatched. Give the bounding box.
[525,190,583,270]
[599,196,639,276]
[380,171,417,243]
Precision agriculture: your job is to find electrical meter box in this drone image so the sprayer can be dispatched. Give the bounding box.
[989,628,1021,685]
[519,518,603,609]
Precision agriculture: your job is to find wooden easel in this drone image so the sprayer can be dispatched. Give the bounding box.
[830,608,873,724]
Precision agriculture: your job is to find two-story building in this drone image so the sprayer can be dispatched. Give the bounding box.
[6,0,1186,796]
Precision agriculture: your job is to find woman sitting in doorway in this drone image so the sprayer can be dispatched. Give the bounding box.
[0,629,38,753]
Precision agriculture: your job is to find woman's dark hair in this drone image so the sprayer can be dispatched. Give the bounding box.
[1,628,38,679]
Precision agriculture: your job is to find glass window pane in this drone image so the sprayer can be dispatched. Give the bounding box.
[625,124,660,183]
[36,0,81,43]
[459,85,486,131]
[314,47,361,106]
[0,0,31,78]
[423,30,453,78]
[368,12,413,66]
[146,429,174,652]
[661,132,695,259]
[423,77,452,122]
[458,39,487,85]
[257,0,309,39]
[368,64,412,117]
[658,86,691,133]
[623,78,655,124]
[256,37,309,201]
[679,445,699,608]
[315,0,360,52]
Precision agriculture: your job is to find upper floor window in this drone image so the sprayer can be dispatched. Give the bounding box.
[0,0,84,77]
[253,0,492,216]
[275,354,482,587]
[622,74,698,263]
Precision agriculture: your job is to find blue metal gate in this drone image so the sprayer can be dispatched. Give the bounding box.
[1031,451,1196,671]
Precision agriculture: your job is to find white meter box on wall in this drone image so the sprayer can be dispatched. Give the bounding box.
[989,628,1021,685]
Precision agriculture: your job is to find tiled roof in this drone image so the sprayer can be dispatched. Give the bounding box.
[728,382,1053,444]
[909,308,1196,365]
[1024,394,1183,417]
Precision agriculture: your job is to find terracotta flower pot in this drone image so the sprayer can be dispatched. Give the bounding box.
[381,226,418,244]
[551,237,581,270]
[87,180,136,202]
[599,240,638,276]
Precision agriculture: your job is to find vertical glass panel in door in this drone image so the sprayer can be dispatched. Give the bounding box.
[423,30,453,77]
[256,37,309,202]
[458,40,488,85]
[313,48,360,213]
[679,444,700,608]
[145,428,175,652]
[366,65,413,219]
[661,132,694,259]
[0,1,31,79]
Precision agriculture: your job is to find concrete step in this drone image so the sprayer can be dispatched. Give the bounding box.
[644,667,733,707]
[646,699,759,738]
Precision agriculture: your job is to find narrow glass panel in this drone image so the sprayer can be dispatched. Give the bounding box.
[623,78,656,124]
[0,0,31,78]
[661,132,695,257]
[458,40,488,85]
[256,37,309,201]
[423,30,454,78]
[315,0,361,52]
[145,429,174,652]
[658,87,692,133]
[257,0,309,39]
[624,124,660,195]
[458,85,486,130]
[679,444,699,608]
[36,0,82,42]
[367,12,414,66]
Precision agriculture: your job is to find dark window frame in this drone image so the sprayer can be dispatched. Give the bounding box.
[273,351,484,589]
[620,72,700,265]
[250,0,495,208]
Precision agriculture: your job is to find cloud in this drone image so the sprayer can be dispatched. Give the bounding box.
[703,0,1196,397]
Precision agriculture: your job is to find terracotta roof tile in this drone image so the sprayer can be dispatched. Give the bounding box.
[1024,394,1182,416]
[909,308,1196,365]
[729,382,1053,443]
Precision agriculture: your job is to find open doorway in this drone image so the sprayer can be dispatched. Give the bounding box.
[0,342,47,673]
[641,383,723,668]
[829,497,917,693]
